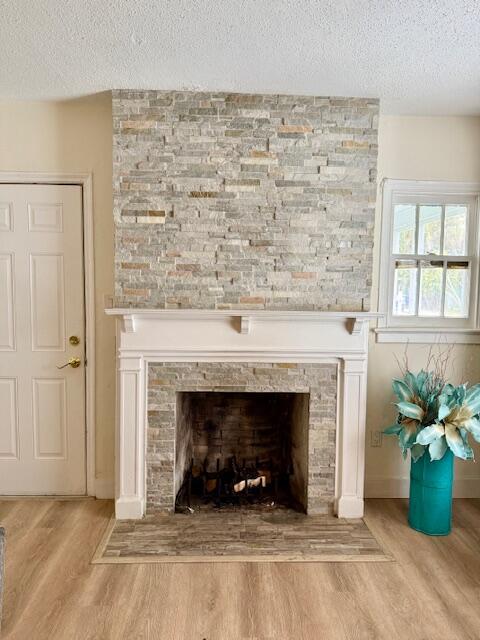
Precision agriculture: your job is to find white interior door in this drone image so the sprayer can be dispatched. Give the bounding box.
[0,184,86,494]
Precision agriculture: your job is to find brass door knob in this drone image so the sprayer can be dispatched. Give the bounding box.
[57,357,81,369]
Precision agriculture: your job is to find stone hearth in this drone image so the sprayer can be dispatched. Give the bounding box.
[94,505,390,563]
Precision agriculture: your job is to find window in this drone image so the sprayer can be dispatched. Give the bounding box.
[377,180,480,343]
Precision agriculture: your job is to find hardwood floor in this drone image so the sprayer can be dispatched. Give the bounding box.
[1,498,480,639]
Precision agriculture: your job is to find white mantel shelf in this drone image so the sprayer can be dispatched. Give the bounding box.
[107,307,383,521]
[106,308,382,337]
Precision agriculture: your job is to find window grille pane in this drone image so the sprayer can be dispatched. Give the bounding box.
[445,262,469,318]
[393,260,417,316]
[393,204,416,254]
[419,260,442,316]
[444,205,468,255]
[418,206,442,255]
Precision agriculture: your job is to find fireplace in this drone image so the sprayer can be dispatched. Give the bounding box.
[106,308,380,520]
[109,91,379,521]
[175,391,310,511]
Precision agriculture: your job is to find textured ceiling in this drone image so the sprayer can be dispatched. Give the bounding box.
[1,0,479,114]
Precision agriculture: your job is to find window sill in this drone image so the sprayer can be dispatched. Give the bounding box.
[374,327,480,344]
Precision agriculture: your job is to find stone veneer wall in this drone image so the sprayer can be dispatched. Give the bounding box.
[113,90,378,310]
[147,362,337,514]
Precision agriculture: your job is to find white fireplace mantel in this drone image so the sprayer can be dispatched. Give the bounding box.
[107,308,380,337]
[106,308,382,520]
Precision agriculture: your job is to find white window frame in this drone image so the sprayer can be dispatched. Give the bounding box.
[376,179,480,344]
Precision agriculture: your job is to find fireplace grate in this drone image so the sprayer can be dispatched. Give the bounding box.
[176,455,292,510]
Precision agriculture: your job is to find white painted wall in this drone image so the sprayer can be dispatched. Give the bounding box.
[0,95,115,496]
[1,99,479,499]
[366,116,480,498]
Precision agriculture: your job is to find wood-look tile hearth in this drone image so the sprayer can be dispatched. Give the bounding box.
[93,505,391,563]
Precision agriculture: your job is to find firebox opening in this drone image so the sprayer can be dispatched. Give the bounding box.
[175,391,309,512]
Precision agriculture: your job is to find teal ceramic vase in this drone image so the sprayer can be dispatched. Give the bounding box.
[408,448,454,536]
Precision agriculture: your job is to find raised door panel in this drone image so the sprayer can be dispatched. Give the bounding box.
[0,378,18,459]
[28,203,63,233]
[0,254,15,350]
[29,254,65,351]
[32,378,67,459]
[0,203,12,231]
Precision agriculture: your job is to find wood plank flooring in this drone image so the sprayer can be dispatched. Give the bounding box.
[1,498,480,639]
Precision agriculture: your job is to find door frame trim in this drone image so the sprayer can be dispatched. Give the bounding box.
[0,171,96,496]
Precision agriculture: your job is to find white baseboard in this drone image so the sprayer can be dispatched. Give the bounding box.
[94,478,115,499]
[365,476,480,498]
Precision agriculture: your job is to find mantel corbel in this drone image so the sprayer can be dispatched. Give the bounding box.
[347,317,368,336]
[123,314,136,334]
[239,315,252,334]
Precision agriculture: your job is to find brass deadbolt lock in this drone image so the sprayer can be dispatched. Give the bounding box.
[69,335,80,345]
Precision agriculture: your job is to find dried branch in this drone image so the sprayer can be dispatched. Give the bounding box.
[397,340,454,393]
[394,341,410,377]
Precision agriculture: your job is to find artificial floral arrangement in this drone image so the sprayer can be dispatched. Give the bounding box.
[383,348,480,535]
[384,369,480,461]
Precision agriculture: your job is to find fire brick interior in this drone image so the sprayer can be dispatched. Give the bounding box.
[175,391,310,511]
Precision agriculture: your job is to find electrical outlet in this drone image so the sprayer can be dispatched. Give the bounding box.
[370,430,383,447]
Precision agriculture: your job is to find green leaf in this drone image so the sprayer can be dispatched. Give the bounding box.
[399,423,418,450]
[438,393,454,408]
[456,385,466,405]
[416,423,444,445]
[438,404,451,421]
[392,379,412,402]
[383,423,402,435]
[411,443,426,462]
[396,401,424,421]
[405,372,418,395]
[429,437,448,460]
[465,384,480,402]
[416,370,428,389]
[465,390,480,416]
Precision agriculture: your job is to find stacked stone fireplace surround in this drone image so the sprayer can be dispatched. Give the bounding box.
[112,90,379,517]
[148,362,336,514]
